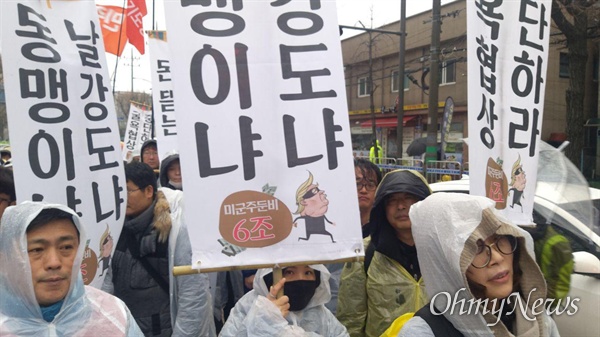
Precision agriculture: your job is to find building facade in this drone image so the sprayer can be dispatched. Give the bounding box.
[341,0,599,174]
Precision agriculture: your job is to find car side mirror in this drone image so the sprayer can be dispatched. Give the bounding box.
[572,251,600,278]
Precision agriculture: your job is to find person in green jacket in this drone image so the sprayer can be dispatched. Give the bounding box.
[337,170,431,337]
[369,140,383,164]
[523,216,574,307]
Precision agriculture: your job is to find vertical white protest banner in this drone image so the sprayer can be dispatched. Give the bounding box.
[467,1,552,225]
[1,0,126,287]
[148,30,178,160]
[122,102,153,161]
[164,0,362,269]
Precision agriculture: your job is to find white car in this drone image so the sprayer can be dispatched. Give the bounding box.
[430,177,600,337]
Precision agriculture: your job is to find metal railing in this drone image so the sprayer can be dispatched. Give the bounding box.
[355,155,467,183]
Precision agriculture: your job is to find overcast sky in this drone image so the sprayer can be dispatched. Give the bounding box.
[96,0,456,93]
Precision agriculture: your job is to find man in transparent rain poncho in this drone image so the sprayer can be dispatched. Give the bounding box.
[0,201,143,336]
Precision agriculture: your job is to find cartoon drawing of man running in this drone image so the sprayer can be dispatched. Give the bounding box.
[293,172,336,243]
[508,154,526,211]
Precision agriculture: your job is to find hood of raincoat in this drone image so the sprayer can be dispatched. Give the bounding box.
[0,202,87,330]
[409,193,547,337]
[159,152,180,190]
[369,169,431,248]
[253,264,332,311]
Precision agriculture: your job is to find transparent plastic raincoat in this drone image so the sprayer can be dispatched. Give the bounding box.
[219,264,349,337]
[399,193,560,337]
[0,202,143,336]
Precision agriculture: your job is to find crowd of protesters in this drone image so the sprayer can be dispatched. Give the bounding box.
[0,141,573,337]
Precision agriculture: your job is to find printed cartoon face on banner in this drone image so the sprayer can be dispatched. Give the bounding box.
[219,190,293,248]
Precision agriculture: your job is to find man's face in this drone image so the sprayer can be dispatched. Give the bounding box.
[142,145,159,170]
[126,181,154,217]
[301,184,329,217]
[514,168,526,191]
[0,192,14,221]
[27,219,79,307]
[355,168,377,218]
[384,192,419,231]
[101,235,113,258]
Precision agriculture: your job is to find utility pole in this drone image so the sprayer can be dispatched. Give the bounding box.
[339,22,406,162]
[130,49,134,93]
[368,28,378,161]
[358,20,378,161]
[426,0,441,164]
[396,0,406,159]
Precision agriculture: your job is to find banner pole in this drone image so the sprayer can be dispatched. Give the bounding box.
[273,266,283,299]
[172,255,364,276]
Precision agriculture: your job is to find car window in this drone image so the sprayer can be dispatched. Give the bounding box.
[533,208,600,260]
[558,200,600,235]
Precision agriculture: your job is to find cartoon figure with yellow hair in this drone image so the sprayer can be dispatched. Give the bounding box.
[508,154,526,211]
[98,224,114,276]
[293,172,336,243]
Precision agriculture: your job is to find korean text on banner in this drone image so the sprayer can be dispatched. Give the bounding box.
[148,31,178,160]
[126,0,147,54]
[0,0,126,288]
[467,1,552,225]
[97,5,127,57]
[164,1,362,270]
[122,103,153,161]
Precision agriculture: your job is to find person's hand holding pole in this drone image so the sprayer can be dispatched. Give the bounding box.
[267,278,290,317]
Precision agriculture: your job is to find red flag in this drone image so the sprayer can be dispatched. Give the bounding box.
[97,5,128,56]
[126,0,147,54]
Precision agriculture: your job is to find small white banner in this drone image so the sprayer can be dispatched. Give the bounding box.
[148,30,178,160]
[122,102,153,161]
[1,0,126,287]
[467,0,552,225]
[164,0,362,269]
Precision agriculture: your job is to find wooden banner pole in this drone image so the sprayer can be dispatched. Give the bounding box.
[272,266,283,299]
[172,255,364,276]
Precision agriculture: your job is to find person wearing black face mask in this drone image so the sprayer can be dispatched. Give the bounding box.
[219,265,349,337]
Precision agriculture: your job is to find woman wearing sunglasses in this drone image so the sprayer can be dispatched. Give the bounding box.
[398,192,559,337]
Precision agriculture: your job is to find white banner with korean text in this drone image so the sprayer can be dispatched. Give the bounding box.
[467,1,552,225]
[122,102,152,161]
[164,1,362,269]
[1,0,126,288]
[148,30,179,160]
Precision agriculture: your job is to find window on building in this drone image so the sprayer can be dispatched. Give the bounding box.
[440,59,456,85]
[358,77,371,97]
[559,52,569,78]
[391,70,410,92]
